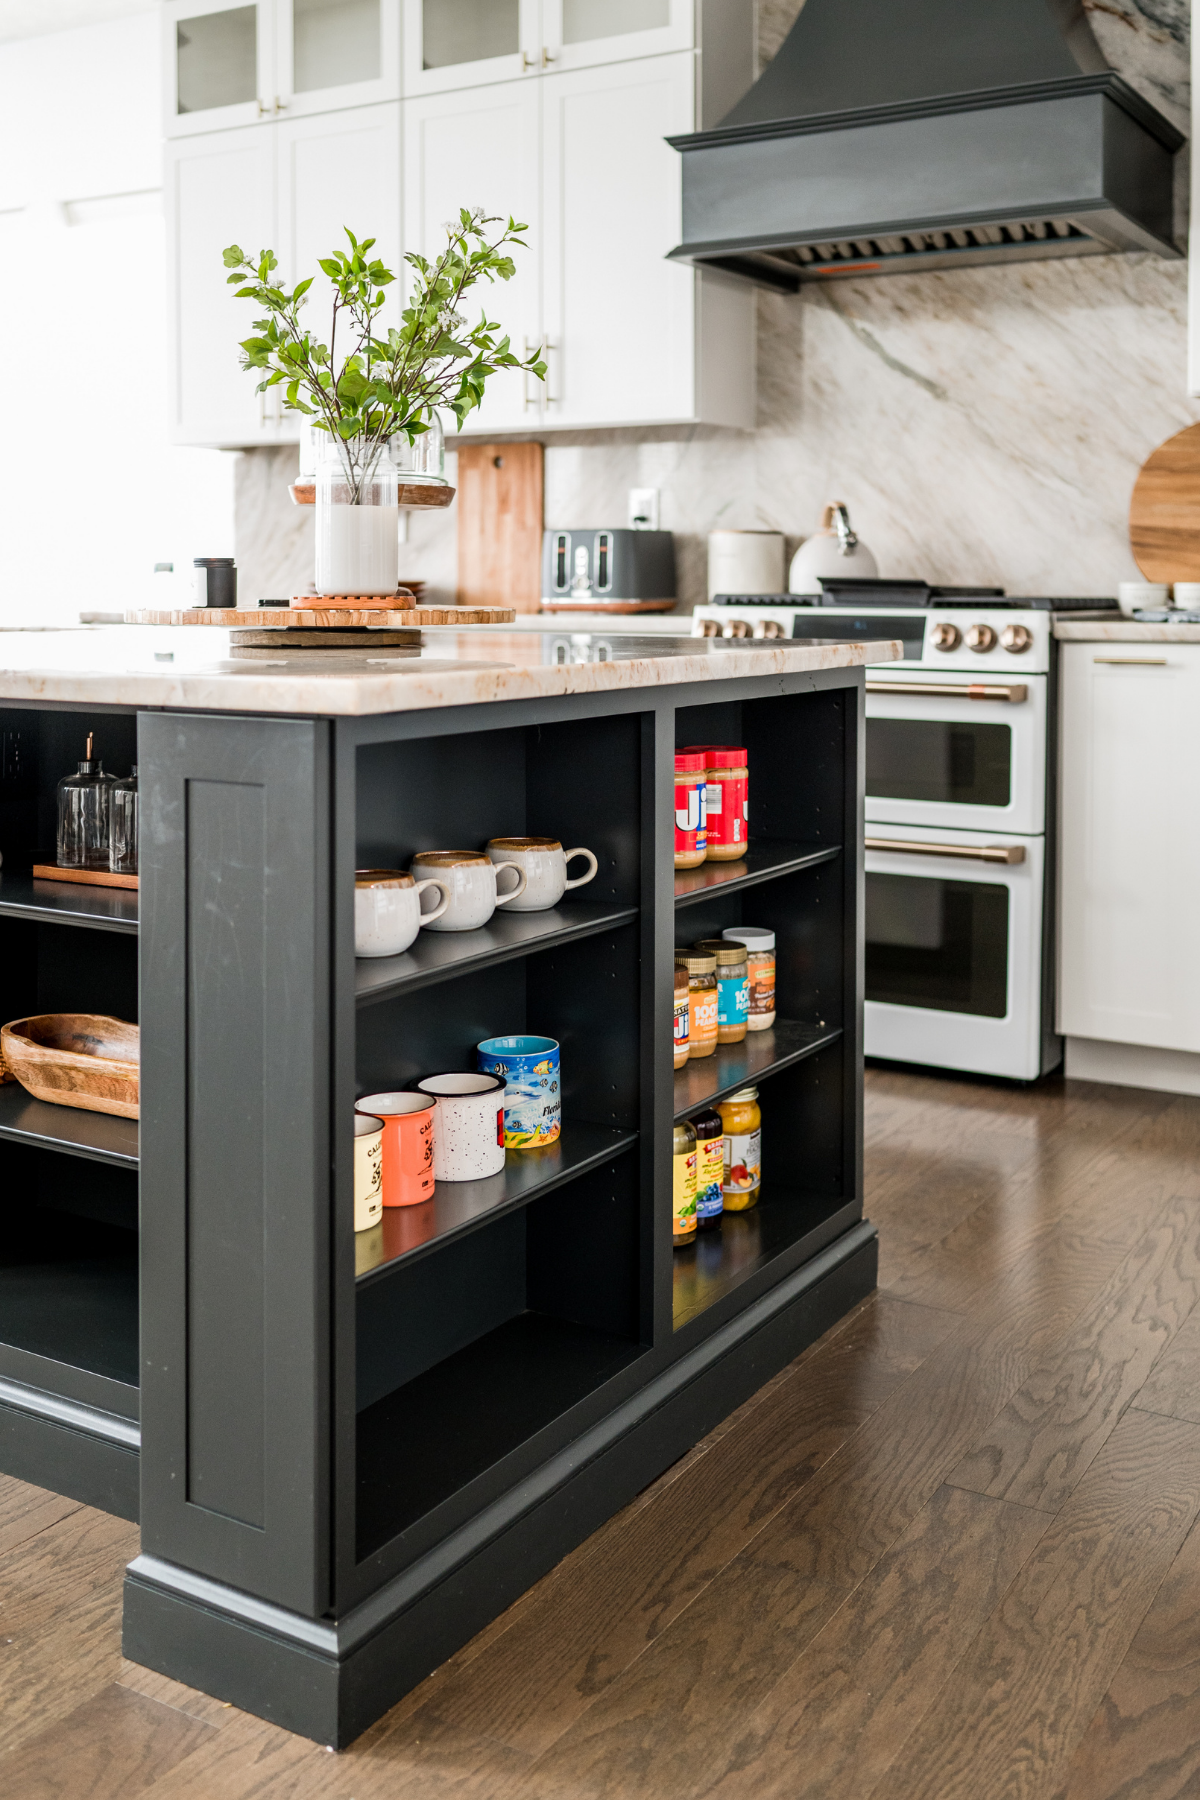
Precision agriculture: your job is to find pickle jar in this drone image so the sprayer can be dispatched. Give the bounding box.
[722,925,775,1030]
[717,1086,761,1211]
[691,1107,725,1231]
[673,751,707,869]
[695,939,749,1045]
[672,1121,698,1246]
[675,950,718,1059]
[673,964,691,1068]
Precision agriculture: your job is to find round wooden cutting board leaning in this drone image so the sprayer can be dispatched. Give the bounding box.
[1130,421,1200,581]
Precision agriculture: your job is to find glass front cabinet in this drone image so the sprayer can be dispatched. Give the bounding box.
[402,0,694,96]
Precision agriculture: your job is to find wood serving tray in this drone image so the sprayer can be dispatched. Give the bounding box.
[0,1013,139,1118]
[126,606,517,627]
[32,863,138,891]
[288,482,455,508]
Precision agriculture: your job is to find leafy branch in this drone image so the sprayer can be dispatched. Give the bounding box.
[222,209,547,500]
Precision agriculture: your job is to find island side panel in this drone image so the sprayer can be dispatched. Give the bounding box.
[136,711,333,1617]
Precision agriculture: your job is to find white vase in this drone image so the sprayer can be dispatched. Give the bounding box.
[315,438,399,595]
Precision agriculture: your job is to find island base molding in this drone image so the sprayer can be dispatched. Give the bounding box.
[123,1227,877,1748]
[1065,1036,1200,1097]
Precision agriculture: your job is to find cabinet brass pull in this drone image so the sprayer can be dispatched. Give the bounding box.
[865,837,1026,865]
[1092,657,1167,666]
[865,680,1028,702]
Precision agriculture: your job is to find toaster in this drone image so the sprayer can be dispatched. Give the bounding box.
[541,528,676,613]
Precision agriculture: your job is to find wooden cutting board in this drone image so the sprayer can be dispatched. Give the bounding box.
[1130,422,1200,581]
[456,441,543,613]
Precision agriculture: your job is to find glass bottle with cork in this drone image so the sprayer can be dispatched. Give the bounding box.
[722,926,775,1030]
[695,939,749,1044]
[675,950,718,1059]
[56,733,116,870]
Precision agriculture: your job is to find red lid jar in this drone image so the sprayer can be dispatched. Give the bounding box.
[674,751,707,869]
[680,746,749,862]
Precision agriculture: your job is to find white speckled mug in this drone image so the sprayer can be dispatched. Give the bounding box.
[355,869,449,957]
[485,838,598,912]
[415,1072,507,1180]
[410,851,526,932]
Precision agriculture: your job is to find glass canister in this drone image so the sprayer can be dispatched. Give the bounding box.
[315,434,400,595]
[673,964,691,1068]
[717,1086,761,1211]
[56,733,115,869]
[680,745,749,862]
[691,1107,725,1231]
[695,940,749,1044]
[672,1120,698,1246]
[109,766,139,875]
[390,412,447,494]
[722,926,776,1030]
[675,950,718,1059]
[674,751,707,869]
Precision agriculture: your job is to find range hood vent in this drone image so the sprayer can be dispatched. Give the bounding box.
[668,0,1183,290]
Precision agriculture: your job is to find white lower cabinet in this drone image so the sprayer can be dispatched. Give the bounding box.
[1058,641,1200,1051]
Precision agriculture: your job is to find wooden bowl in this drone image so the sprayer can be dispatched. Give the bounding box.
[0,1014,139,1119]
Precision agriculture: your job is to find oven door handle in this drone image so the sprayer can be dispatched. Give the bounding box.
[865,837,1026,865]
[865,680,1028,702]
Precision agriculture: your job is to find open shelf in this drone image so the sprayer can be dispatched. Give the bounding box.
[674,840,840,908]
[356,1312,645,1556]
[0,1252,139,1394]
[355,1124,638,1283]
[0,869,139,934]
[0,1085,138,1168]
[355,901,638,1007]
[672,1192,859,1331]
[674,1020,842,1120]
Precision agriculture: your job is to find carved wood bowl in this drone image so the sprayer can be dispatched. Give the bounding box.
[0,1014,139,1119]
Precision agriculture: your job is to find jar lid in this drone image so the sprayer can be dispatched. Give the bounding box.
[723,1086,759,1103]
[674,751,707,773]
[678,744,747,766]
[694,938,747,964]
[675,949,716,974]
[722,926,775,949]
[674,965,690,988]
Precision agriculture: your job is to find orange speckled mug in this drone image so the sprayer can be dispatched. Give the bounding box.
[356,1091,436,1207]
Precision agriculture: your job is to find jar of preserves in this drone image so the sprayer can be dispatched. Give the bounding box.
[674,751,707,869]
[672,1120,698,1246]
[691,1107,724,1230]
[722,926,775,1030]
[680,745,749,862]
[717,1086,761,1210]
[673,964,691,1068]
[675,950,718,1059]
[695,939,749,1045]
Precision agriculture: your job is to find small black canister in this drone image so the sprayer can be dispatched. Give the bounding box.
[193,557,237,608]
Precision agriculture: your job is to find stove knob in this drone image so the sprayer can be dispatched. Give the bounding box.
[700,619,720,637]
[965,623,997,653]
[930,622,961,651]
[726,619,752,638]
[759,620,786,640]
[1000,623,1033,654]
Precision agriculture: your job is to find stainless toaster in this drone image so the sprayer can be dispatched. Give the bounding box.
[541,528,676,613]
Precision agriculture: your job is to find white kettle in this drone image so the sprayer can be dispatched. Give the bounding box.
[788,503,879,594]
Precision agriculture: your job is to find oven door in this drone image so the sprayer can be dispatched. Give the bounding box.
[864,825,1045,1080]
[865,673,1046,836]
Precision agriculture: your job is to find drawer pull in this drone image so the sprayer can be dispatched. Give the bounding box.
[866,680,1028,702]
[865,837,1026,866]
[1093,657,1167,666]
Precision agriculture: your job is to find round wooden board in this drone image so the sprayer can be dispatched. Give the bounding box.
[125,607,516,627]
[1130,422,1200,581]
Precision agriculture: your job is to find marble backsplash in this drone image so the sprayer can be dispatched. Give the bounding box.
[235,0,1196,609]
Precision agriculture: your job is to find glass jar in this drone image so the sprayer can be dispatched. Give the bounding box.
[672,1120,698,1246]
[675,950,718,1059]
[315,434,399,596]
[695,940,749,1045]
[390,412,447,495]
[691,1107,724,1231]
[722,926,775,1030]
[673,751,707,869]
[673,964,691,1068]
[56,733,115,869]
[717,1086,761,1211]
[680,745,749,862]
[109,767,139,876]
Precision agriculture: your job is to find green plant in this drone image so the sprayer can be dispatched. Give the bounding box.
[222,208,546,498]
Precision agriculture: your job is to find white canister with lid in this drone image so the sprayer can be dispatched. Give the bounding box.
[708,530,785,598]
[722,926,776,1030]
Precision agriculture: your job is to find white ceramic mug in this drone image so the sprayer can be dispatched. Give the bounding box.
[353,1113,384,1232]
[485,838,599,912]
[415,1073,506,1180]
[410,851,526,932]
[355,869,449,958]
[1117,580,1169,617]
[1173,582,1200,610]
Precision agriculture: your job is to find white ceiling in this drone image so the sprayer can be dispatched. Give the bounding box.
[0,0,154,45]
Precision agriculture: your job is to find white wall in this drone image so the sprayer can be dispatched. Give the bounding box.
[0,10,234,625]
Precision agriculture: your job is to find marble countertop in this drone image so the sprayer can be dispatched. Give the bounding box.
[1053,618,1200,642]
[0,627,901,716]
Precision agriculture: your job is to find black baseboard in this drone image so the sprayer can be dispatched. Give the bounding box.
[123,1225,877,1747]
[0,1393,139,1522]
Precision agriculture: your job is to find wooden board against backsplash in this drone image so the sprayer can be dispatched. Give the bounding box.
[1130,422,1200,582]
[456,441,544,613]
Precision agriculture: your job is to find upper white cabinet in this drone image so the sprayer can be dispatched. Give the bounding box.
[402,0,693,97]
[165,0,400,135]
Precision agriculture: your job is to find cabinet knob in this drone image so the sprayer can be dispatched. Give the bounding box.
[1000,624,1033,654]
[930,622,961,651]
[965,623,997,653]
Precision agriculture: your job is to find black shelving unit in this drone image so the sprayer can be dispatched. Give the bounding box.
[1,655,874,1748]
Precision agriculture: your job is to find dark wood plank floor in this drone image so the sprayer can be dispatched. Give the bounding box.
[7,1067,1200,1798]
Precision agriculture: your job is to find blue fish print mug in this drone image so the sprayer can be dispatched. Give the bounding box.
[476,1035,561,1149]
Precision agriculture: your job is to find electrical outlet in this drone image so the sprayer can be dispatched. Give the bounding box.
[629,487,660,531]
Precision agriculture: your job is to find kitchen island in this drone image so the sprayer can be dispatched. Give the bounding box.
[0,627,897,1745]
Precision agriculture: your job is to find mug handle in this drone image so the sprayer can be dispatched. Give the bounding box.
[563,847,599,890]
[493,861,528,906]
[416,878,451,924]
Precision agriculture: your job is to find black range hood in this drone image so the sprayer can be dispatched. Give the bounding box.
[667,0,1184,290]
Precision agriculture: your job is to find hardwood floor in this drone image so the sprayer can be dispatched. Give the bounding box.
[7,1066,1200,1798]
